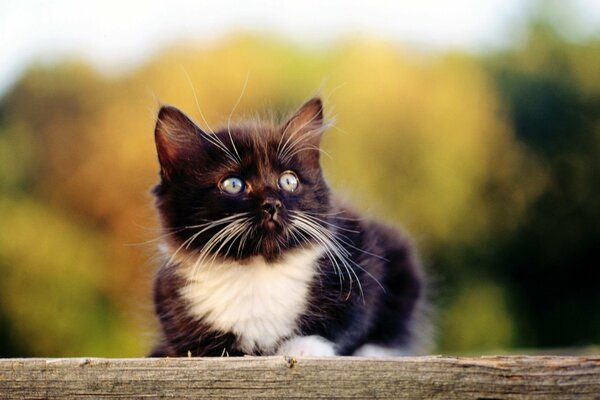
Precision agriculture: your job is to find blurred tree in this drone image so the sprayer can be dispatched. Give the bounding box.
[0,196,141,356]
[488,21,600,348]
[0,63,153,356]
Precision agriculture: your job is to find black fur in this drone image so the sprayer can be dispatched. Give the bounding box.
[150,98,427,357]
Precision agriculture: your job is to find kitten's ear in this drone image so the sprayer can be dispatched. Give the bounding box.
[280,98,326,169]
[282,97,325,144]
[154,105,204,180]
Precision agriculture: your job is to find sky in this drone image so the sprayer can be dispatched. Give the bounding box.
[1,0,600,96]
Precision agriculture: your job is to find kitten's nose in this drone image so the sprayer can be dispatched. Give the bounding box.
[262,199,282,217]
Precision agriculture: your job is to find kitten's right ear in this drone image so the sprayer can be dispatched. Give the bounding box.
[154,105,204,180]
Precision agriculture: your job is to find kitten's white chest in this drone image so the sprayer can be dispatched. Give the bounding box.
[178,247,322,354]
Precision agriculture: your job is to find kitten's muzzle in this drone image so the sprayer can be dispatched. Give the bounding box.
[262,199,282,217]
[262,199,282,230]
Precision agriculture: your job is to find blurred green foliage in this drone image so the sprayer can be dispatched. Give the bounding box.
[0,20,598,356]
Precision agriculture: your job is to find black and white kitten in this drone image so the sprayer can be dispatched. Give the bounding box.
[150,97,428,357]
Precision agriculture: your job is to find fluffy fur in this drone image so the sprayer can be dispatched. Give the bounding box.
[150,97,428,357]
[177,246,323,354]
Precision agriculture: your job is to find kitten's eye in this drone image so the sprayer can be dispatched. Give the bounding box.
[279,171,299,192]
[220,176,245,195]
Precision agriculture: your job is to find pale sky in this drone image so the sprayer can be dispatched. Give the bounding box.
[1,0,599,95]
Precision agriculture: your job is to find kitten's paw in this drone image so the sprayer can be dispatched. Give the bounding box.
[353,343,412,357]
[276,335,336,357]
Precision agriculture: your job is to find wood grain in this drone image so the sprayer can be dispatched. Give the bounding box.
[1,356,599,399]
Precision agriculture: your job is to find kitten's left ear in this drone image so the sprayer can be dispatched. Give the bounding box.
[280,98,327,168]
[282,97,325,148]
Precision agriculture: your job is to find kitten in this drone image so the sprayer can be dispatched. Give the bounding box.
[150,97,428,357]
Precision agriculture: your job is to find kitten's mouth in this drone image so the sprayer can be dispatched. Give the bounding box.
[262,215,282,232]
[258,214,288,254]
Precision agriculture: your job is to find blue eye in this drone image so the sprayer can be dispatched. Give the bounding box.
[279,171,299,192]
[220,176,245,195]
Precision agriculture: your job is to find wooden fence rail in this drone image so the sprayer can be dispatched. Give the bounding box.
[1,356,599,399]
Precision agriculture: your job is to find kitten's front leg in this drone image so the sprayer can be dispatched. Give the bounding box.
[276,335,337,356]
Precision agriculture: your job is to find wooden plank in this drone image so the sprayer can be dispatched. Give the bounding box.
[0,356,599,399]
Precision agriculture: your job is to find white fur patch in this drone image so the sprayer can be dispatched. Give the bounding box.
[276,335,336,356]
[176,246,323,354]
[353,344,412,357]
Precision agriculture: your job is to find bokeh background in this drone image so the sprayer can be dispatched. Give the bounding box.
[1,0,599,357]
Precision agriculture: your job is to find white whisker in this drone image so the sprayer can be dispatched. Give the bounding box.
[226,72,250,164]
[165,215,244,267]
[290,223,344,290]
[279,127,323,162]
[290,210,386,301]
[193,220,244,275]
[181,66,216,135]
[209,219,251,265]
[297,212,388,262]
[200,132,240,165]
[237,224,256,258]
[290,217,348,295]
[167,213,248,281]
[280,145,333,163]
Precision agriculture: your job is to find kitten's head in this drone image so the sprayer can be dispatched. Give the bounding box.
[153,98,330,262]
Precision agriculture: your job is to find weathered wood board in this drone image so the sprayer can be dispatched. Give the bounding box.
[1,356,599,399]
